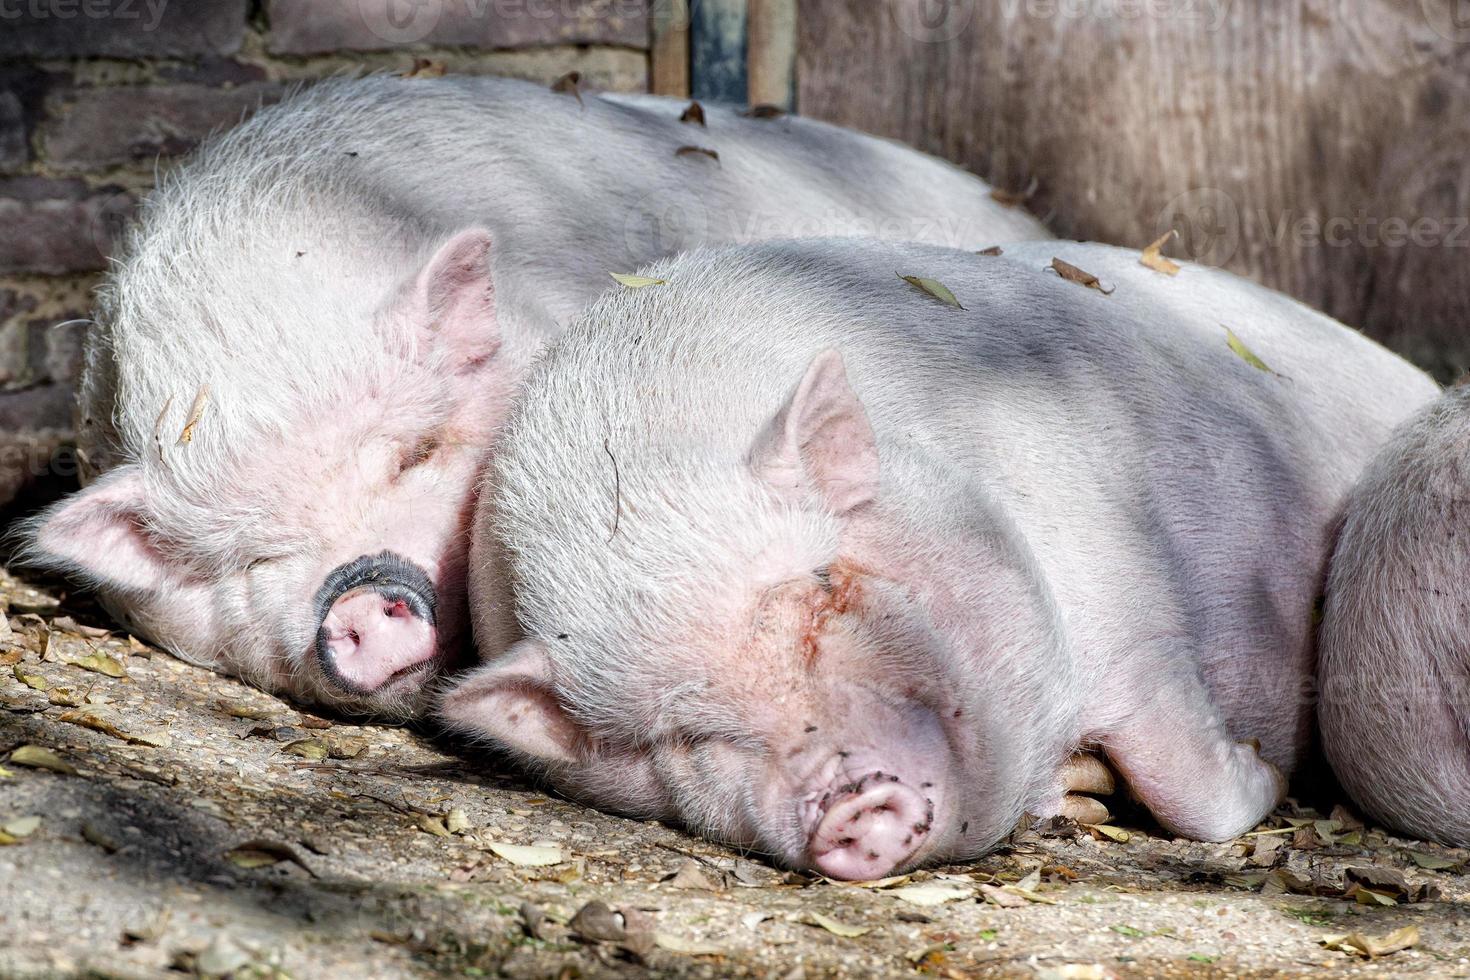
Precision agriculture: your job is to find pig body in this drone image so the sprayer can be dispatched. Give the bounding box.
[443,239,1436,877]
[17,75,1048,717]
[1318,387,1470,846]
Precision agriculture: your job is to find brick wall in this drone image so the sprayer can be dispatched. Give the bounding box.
[0,0,653,511]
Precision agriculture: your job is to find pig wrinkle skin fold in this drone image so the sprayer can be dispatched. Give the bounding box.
[441,239,1438,879]
[1319,385,1470,847]
[14,74,1049,719]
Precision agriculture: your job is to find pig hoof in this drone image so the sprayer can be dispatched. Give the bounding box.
[1061,752,1116,796]
[807,772,932,880]
[1060,794,1111,825]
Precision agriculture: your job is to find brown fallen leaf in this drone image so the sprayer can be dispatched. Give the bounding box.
[680,100,706,126]
[1321,925,1419,959]
[1051,258,1115,295]
[665,858,720,891]
[47,687,84,708]
[282,739,328,761]
[805,911,870,937]
[13,664,47,691]
[224,840,318,877]
[899,273,965,309]
[1139,230,1182,276]
[70,652,126,678]
[176,383,210,445]
[1408,851,1462,871]
[400,58,446,79]
[977,245,1004,256]
[991,176,1039,207]
[551,71,583,107]
[50,616,111,639]
[675,145,720,163]
[979,883,1028,908]
[743,104,786,119]
[416,815,451,837]
[221,701,277,720]
[8,745,77,775]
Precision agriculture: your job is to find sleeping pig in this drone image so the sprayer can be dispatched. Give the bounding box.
[1318,386,1470,846]
[441,239,1436,878]
[16,74,1048,718]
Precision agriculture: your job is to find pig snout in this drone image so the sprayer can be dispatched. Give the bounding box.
[313,551,438,694]
[804,771,936,880]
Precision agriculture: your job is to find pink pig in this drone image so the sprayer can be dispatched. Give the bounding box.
[442,239,1436,878]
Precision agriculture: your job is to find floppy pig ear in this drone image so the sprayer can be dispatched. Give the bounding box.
[438,639,588,766]
[25,465,181,595]
[410,228,500,373]
[750,349,880,514]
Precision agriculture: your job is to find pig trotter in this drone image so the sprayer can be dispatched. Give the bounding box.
[1057,752,1116,825]
[1103,706,1285,841]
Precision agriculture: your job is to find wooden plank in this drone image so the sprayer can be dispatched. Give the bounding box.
[649,0,691,97]
[748,0,796,110]
[796,0,1470,378]
[690,0,747,104]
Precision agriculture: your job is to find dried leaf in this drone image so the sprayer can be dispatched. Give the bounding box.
[445,808,471,835]
[9,745,76,775]
[1321,925,1419,958]
[70,653,126,678]
[610,273,668,289]
[224,839,317,877]
[1139,230,1181,275]
[1110,924,1147,938]
[1409,851,1461,871]
[551,71,583,107]
[886,881,974,907]
[1086,823,1131,843]
[50,616,110,638]
[1051,258,1115,295]
[978,883,1028,908]
[0,831,17,846]
[666,858,719,890]
[13,664,47,691]
[743,104,786,119]
[400,58,446,79]
[1224,327,1278,375]
[977,245,1004,256]
[176,383,210,445]
[282,739,328,761]
[82,821,119,853]
[47,687,83,708]
[898,273,965,309]
[417,815,451,837]
[221,701,277,720]
[487,842,563,867]
[680,101,706,126]
[675,145,719,162]
[990,176,1038,207]
[805,911,870,938]
[570,900,627,943]
[3,815,40,838]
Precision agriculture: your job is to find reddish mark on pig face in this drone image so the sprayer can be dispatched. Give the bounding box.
[798,561,866,668]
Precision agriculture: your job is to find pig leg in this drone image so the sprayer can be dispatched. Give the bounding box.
[1058,753,1115,825]
[1100,684,1286,841]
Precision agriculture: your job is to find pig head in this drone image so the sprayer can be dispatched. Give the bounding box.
[443,350,1075,877]
[22,226,517,717]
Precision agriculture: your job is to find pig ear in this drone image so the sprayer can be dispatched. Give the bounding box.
[409,228,500,373]
[23,465,181,595]
[438,639,587,766]
[750,349,880,514]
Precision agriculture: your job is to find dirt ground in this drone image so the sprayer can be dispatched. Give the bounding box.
[1,566,1468,980]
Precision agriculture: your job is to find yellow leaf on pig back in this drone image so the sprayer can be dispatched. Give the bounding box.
[899,273,964,309]
[610,273,668,288]
[1225,327,1279,376]
[1140,230,1182,275]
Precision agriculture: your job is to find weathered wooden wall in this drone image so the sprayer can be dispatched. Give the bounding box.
[798,0,1470,377]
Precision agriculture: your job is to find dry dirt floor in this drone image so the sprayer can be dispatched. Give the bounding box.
[1,566,1468,980]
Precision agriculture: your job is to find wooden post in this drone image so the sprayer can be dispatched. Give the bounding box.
[689,0,747,104]
[650,0,691,97]
[747,0,796,110]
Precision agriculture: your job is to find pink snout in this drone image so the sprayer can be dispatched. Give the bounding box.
[318,589,436,692]
[807,772,934,880]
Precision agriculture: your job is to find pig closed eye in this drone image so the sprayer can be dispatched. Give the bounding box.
[396,435,440,474]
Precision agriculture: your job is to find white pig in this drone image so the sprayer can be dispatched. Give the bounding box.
[442,239,1436,878]
[1318,386,1469,846]
[15,75,1049,718]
